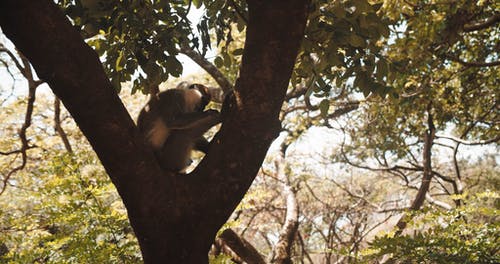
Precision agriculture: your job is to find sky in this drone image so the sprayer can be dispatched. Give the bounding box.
[178,6,217,76]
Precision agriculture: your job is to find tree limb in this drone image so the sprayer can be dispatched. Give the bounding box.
[444,54,500,67]
[0,2,169,261]
[188,0,310,257]
[0,46,25,74]
[217,228,266,264]
[270,147,299,264]
[54,97,73,153]
[178,43,233,94]
[425,193,452,210]
[435,134,500,145]
[0,49,40,195]
[395,103,436,234]
[463,13,500,32]
[0,77,36,195]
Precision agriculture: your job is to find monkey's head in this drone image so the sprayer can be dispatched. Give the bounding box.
[188,84,211,111]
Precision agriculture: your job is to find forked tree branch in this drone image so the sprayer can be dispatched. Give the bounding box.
[0,49,41,195]
[395,103,436,234]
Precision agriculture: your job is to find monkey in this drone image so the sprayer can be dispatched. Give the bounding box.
[137,83,221,172]
[137,83,212,149]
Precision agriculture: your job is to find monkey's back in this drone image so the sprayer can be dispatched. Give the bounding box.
[136,89,187,148]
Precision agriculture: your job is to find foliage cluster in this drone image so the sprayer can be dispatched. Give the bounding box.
[0,151,141,263]
[365,192,499,264]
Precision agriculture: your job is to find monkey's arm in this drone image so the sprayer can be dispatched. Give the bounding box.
[165,110,220,130]
[193,137,210,153]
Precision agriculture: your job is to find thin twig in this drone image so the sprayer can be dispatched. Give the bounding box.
[54,97,73,153]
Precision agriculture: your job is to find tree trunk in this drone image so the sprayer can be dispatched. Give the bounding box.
[0,0,310,262]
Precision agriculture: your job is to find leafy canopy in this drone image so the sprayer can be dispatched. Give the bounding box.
[57,0,392,99]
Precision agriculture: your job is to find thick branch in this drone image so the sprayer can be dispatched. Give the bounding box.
[425,193,452,210]
[271,149,299,264]
[463,13,500,32]
[444,54,500,67]
[179,43,233,94]
[396,104,436,234]
[0,2,169,261]
[436,134,500,145]
[188,0,310,251]
[0,0,311,262]
[217,228,266,264]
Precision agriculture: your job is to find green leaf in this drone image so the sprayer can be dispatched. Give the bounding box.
[315,77,328,92]
[236,20,245,32]
[111,76,121,91]
[232,48,244,56]
[214,56,223,68]
[354,72,372,96]
[349,33,366,48]
[166,56,183,77]
[376,59,388,81]
[222,52,231,67]
[319,99,330,117]
[192,0,202,8]
[330,4,345,18]
[352,0,373,13]
[376,22,390,38]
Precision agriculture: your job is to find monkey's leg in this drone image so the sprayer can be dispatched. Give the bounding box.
[158,113,220,173]
[157,132,193,173]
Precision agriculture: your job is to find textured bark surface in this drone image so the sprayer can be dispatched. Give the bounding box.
[396,106,436,234]
[217,228,266,264]
[0,0,310,262]
[272,152,299,264]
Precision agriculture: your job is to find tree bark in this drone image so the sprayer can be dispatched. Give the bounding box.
[217,228,266,264]
[54,98,73,153]
[179,43,233,94]
[395,105,436,234]
[0,0,310,263]
[271,148,299,264]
